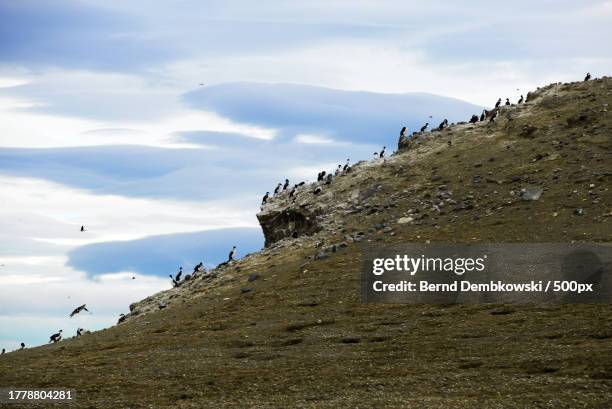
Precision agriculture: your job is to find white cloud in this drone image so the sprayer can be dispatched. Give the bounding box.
[0,175,257,246]
[294,133,334,144]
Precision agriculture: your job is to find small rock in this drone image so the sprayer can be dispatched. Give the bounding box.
[520,187,543,201]
[397,217,414,224]
[315,251,328,260]
[247,274,259,282]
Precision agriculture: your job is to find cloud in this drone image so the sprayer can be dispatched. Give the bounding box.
[183,82,482,143]
[294,134,335,144]
[67,227,263,277]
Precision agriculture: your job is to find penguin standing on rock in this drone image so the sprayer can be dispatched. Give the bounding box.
[399,126,407,138]
[584,72,591,81]
[228,246,237,262]
[314,185,322,195]
[469,114,479,124]
[49,330,63,343]
[175,266,183,282]
[169,274,179,287]
[342,159,350,171]
[505,98,510,106]
[20,343,25,350]
[283,179,289,191]
[379,147,386,159]
[518,95,524,104]
[334,165,342,176]
[495,98,501,108]
[289,185,298,198]
[420,123,429,132]
[117,314,127,324]
[261,192,269,205]
[325,174,333,185]
[489,110,498,122]
[76,328,83,337]
[1,348,4,355]
[273,183,282,195]
[480,110,486,121]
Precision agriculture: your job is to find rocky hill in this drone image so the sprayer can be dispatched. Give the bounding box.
[1,77,611,408]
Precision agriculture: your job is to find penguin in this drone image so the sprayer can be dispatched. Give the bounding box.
[70,304,89,317]
[334,165,342,176]
[297,181,305,187]
[20,343,25,350]
[80,226,86,232]
[469,114,479,124]
[273,183,282,195]
[480,110,486,122]
[342,159,350,171]
[399,126,407,137]
[283,179,289,191]
[1,348,4,355]
[289,185,298,198]
[314,185,322,195]
[489,110,498,122]
[379,147,386,158]
[372,152,378,159]
[447,140,452,147]
[169,274,179,287]
[505,98,510,106]
[261,192,269,205]
[495,98,501,108]
[117,314,127,324]
[325,173,333,185]
[518,95,524,104]
[175,266,183,282]
[49,330,63,343]
[159,303,167,310]
[317,171,326,182]
[76,328,83,337]
[193,262,204,274]
[584,72,591,81]
[228,246,237,262]
[420,123,429,132]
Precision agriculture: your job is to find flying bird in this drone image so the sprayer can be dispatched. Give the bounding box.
[70,304,89,317]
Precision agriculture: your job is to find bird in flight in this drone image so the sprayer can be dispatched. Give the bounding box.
[70,304,89,317]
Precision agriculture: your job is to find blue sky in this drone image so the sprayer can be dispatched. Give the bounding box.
[1,0,611,350]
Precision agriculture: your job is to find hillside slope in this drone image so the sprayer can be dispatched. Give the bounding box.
[1,78,611,408]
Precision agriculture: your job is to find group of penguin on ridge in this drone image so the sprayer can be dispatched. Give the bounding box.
[260,74,596,210]
[1,73,597,356]
[400,72,594,147]
[261,146,389,207]
[169,246,237,289]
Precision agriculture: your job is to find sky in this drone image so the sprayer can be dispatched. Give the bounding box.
[1,0,611,350]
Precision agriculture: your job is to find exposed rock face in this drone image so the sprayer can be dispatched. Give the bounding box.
[257,204,322,247]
